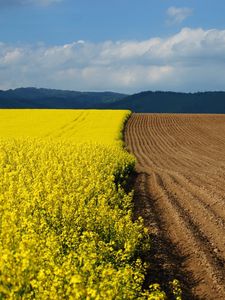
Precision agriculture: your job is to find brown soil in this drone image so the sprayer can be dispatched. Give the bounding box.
[125,114,225,300]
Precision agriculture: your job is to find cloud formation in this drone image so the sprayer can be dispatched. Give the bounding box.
[0,0,61,7]
[167,6,193,24]
[1,28,225,92]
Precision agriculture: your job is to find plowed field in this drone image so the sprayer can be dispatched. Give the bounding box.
[125,114,225,300]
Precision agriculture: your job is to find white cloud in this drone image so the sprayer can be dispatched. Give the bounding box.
[1,28,225,92]
[167,6,193,25]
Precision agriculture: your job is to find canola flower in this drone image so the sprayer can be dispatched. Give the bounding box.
[0,109,128,145]
[0,110,167,299]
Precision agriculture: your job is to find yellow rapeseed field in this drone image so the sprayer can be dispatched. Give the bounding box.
[0,110,167,299]
[0,109,127,144]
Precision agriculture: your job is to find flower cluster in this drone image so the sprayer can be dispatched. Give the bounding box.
[0,110,167,299]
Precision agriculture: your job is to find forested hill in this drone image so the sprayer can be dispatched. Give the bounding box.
[0,88,126,108]
[108,91,225,113]
[1,88,225,113]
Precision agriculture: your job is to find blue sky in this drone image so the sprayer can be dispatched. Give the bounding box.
[1,0,225,44]
[1,0,225,92]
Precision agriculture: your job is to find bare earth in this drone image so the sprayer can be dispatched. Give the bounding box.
[125,114,225,300]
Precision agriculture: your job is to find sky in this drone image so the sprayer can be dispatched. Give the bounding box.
[1,0,225,93]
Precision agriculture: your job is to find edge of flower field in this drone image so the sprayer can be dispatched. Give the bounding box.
[0,110,181,299]
[122,112,183,300]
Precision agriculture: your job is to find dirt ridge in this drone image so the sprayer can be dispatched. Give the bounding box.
[125,113,225,300]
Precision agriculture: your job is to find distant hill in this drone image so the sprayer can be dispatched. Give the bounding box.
[0,87,127,108]
[108,91,225,113]
[1,88,225,113]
